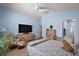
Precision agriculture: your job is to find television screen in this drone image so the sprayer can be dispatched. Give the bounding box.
[19,24,32,33]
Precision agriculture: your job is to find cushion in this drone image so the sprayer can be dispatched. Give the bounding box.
[17,41,26,46]
[16,34,23,40]
[17,41,26,49]
[62,40,74,53]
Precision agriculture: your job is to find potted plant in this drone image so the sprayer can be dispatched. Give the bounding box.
[0,38,10,56]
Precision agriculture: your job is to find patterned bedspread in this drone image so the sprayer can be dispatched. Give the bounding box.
[27,39,74,56]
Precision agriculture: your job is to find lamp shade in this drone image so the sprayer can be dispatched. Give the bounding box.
[1,28,7,32]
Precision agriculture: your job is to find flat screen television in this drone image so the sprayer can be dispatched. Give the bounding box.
[19,24,32,33]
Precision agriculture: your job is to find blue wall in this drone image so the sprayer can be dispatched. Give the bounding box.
[41,11,79,38]
[0,7,8,28]
[0,7,41,38]
[1,6,79,39]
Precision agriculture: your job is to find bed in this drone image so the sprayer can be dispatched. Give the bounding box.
[27,39,74,56]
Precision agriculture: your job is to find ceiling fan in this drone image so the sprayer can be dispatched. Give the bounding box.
[33,3,48,15]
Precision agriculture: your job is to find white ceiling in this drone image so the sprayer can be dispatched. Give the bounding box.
[0,3,79,17]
